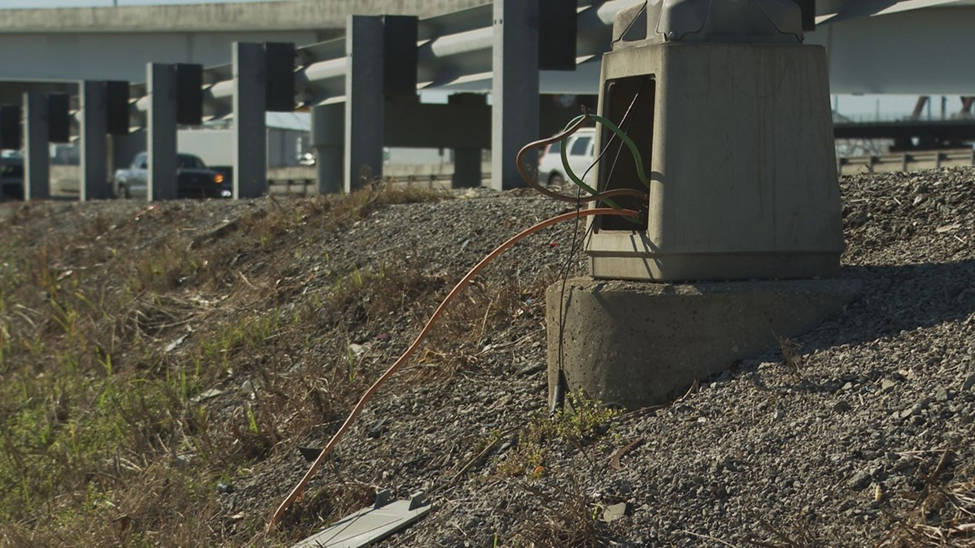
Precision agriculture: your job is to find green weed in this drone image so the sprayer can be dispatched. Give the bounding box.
[494,391,616,478]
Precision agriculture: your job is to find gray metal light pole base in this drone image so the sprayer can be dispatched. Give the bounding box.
[546,277,861,410]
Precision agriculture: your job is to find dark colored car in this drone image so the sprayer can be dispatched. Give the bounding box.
[114,152,231,199]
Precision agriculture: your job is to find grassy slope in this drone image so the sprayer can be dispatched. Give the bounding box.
[0,188,462,547]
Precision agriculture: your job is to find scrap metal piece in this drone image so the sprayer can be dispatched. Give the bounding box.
[297,446,323,463]
[290,491,433,548]
[601,502,634,523]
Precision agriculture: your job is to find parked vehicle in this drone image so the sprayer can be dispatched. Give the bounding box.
[537,127,596,187]
[0,156,24,202]
[298,152,316,166]
[114,152,231,199]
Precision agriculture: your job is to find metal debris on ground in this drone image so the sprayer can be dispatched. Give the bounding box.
[600,502,633,523]
[290,490,433,548]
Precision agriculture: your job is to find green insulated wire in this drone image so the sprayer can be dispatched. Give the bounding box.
[560,115,603,199]
[558,115,629,213]
[558,113,651,204]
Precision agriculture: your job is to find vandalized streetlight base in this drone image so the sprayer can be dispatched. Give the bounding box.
[546,277,861,410]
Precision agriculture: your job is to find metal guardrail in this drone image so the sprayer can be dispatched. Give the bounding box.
[50,149,975,196]
[266,163,489,194]
[838,149,975,176]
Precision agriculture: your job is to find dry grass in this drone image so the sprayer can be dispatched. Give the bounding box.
[879,452,975,548]
[509,477,610,548]
[0,187,459,546]
[274,482,375,538]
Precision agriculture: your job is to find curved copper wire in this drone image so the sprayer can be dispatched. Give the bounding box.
[268,207,640,530]
[516,116,648,204]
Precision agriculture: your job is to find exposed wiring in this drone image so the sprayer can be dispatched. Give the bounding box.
[552,90,644,414]
[559,111,651,194]
[274,99,652,531]
[516,120,647,206]
[268,207,640,530]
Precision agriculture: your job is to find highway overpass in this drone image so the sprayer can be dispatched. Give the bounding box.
[0,0,489,82]
[2,0,975,198]
[0,0,974,93]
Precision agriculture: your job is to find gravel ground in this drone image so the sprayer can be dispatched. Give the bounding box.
[3,167,973,547]
[265,169,975,547]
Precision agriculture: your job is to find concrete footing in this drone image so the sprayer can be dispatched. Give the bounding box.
[546,277,861,410]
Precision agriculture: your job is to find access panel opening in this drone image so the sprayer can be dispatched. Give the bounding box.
[596,75,654,232]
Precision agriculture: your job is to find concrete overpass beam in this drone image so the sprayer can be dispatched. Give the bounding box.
[345,15,385,192]
[492,0,540,191]
[384,95,490,149]
[23,92,49,200]
[80,80,112,201]
[311,103,344,195]
[148,63,178,201]
[233,42,268,199]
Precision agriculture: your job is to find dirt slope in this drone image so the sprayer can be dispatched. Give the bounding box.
[0,169,973,547]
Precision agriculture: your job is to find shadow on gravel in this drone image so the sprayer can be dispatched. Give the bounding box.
[729,259,975,393]
[824,259,975,346]
[750,259,975,387]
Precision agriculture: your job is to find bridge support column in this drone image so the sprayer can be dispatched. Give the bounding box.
[449,93,484,188]
[23,92,50,200]
[312,103,344,195]
[492,0,539,191]
[113,130,146,173]
[233,42,267,199]
[80,81,112,201]
[962,97,975,115]
[453,148,482,189]
[148,63,178,201]
[345,15,385,192]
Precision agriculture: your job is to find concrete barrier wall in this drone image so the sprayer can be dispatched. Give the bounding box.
[54,152,973,197]
[50,162,489,196]
[838,149,975,176]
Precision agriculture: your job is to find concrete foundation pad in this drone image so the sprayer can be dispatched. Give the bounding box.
[546,277,861,410]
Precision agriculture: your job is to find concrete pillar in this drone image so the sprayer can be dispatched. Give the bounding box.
[492,0,540,191]
[345,15,385,192]
[311,103,344,194]
[148,63,178,201]
[80,80,111,201]
[113,130,146,173]
[449,93,483,188]
[453,148,482,189]
[22,92,50,200]
[233,42,267,199]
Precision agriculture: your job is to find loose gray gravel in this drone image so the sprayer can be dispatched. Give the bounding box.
[236,169,974,547]
[194,169,975,548]
[8,168,972,547]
